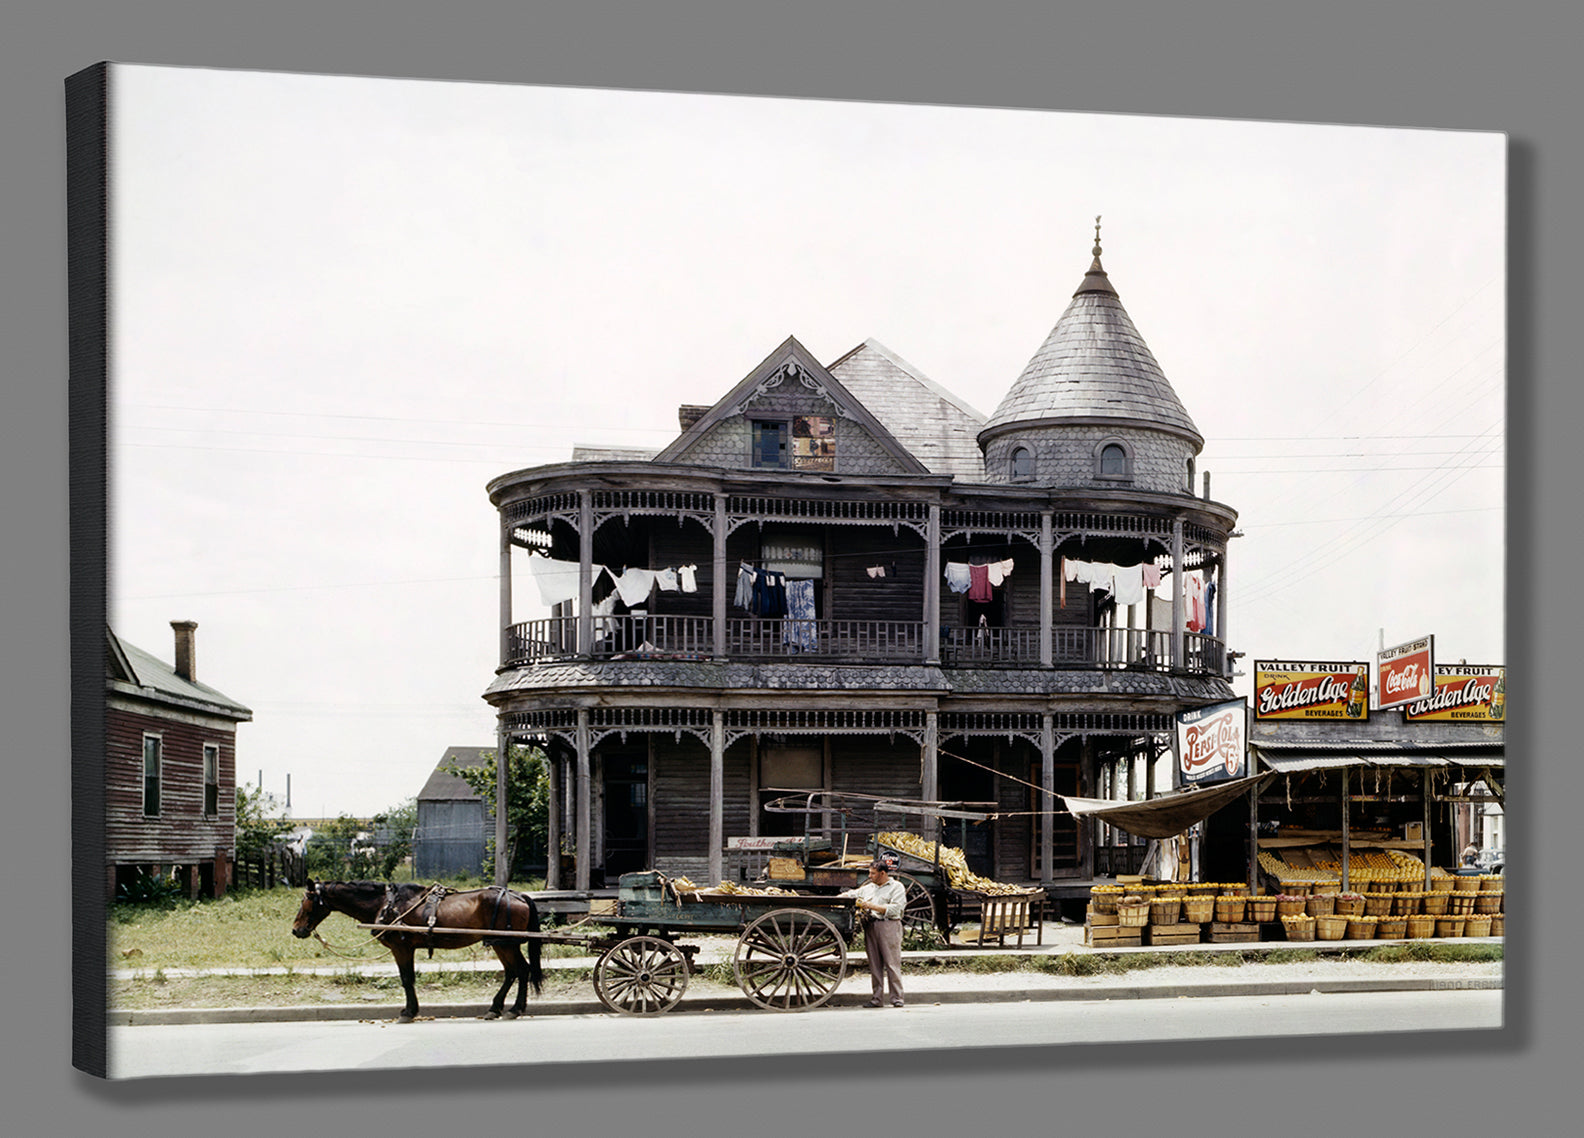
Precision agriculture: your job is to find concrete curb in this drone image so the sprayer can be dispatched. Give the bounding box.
[112,976,1503,1026]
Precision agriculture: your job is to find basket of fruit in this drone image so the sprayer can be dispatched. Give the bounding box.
[1376,916,1407,939]
[1394,892,1423,916]
[1479,874,1503,893]
[1421,891,1450,916]
[1215,895,1247,923]
[1464,914,1493,937]
[1182,895,1215,923]
[1490,915,1504,937]
[1315,914,1350,941]
[1306,893,1337,917]
[1363,893,1395,917]
[1345,915,1378,940]
[1434,917,1466,938]
[1405,914,1437,939]
[1334,893,1366,918]
[1090,885,1122,914]
[1150,896,1182,925]
[1117,896,1149,927]
[1247,896,1278,922]
[1281,914,1316,942]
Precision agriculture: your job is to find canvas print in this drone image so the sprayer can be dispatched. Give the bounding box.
[69,63,1505,1080]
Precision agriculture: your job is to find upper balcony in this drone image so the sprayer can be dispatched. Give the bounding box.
[505,615,1228,676]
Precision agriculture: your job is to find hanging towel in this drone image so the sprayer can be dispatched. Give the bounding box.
[988,558,1014,586]
[655,568,680,592]
[679,565,698,593]
[614,567,658,607]
[1141,563,1162,589]
[734,563,756,609]
[590,592,618,642]
[968,563,993,602]
[1112,564,1146,607]
[783,578,818,651]
[529,557,584,606]
[867,565,886,579]
[944,562,972,594]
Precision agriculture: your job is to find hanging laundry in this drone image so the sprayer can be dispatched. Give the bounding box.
[1204,580,1217,637]
[968,563,993,602]
[1059,558,1067,609]
[654,567,680,592]
[735,563,755,610]
[679,564,698,593]
[613,567,658,607]
[529,557,585,606]
[944,562,972,594]
[987,558,1015,587]
[1142,563,1162,589]
[1186,574,1206,633]
[866,565,887,579]
[1150,594,1174,631]
[1111,564,1145,606]
[753,569,788,618]
[590,592,618,642]
[1064,558,1084,582]
[783,578,818,651]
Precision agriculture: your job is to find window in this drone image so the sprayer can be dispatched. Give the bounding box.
[142,735,162,817]
[203,743,220,817]
[1186,457,1196,493]
[1095,438,1133,481]
[751,420,788,469]
[1010,446,1034,480]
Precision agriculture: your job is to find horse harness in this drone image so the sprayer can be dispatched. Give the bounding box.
[373,883,519,957]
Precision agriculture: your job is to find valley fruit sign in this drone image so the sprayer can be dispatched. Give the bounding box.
[1377,635,1435,710]
[1176,698,1247,784]
[1404,665,1506,722]
[1253,661,1371,721]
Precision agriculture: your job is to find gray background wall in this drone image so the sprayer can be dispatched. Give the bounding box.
[3,2,1573,1136]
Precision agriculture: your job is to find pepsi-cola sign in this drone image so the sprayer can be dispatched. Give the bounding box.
[1176,698,1247,784]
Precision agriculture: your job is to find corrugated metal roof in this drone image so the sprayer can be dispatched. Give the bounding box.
[1254,748,1503,773]
[981,254,1202,444]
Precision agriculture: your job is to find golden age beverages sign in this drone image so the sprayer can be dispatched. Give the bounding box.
[1404,665,1506,722]
[1254,661,1371,721]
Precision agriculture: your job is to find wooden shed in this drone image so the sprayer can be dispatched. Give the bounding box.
[413,746,494,880]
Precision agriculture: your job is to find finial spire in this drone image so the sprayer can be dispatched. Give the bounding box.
[1093,215,1102,258]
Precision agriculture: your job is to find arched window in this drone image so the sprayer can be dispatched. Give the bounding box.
[1187,457,1197,493]
[1099,443,1128,476]
[1010,446,1034,480]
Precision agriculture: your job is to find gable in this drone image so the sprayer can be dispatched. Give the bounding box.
[826,339,987,480]
[655,336,930,476]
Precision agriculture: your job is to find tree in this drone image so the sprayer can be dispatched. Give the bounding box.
[304,813,377,878]
[454,744,550,880]
[234,783,290,859]
[371,797,418,878]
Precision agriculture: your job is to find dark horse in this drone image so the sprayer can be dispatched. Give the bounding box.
[292,881,544,1023]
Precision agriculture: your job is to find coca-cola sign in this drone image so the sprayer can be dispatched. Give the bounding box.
[1253,661,1371,721]
[1377,635,1434,710]
[1176,698,1247,783]
[1404,665,1505,722]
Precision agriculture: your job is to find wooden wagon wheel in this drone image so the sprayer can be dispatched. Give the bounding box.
[593,935,691,1016]
[733,908,848,1011]
[893,872,938,932]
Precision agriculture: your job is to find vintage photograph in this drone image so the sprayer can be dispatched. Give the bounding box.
[79,63,1504,1079]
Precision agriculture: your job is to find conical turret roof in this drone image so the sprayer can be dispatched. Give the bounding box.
[980,228,1202,449]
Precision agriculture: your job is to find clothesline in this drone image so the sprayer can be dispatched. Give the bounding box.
[527,555,697,609]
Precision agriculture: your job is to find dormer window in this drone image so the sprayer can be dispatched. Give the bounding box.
[1009,446,1034,481]
[1094,438,1133,482]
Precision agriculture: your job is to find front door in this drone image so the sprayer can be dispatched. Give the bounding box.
[602,751,648,877]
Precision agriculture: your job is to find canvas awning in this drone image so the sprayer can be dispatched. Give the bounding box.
[1057,772,1275,839]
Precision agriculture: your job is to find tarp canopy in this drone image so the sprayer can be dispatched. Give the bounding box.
[1057,772,1275,839]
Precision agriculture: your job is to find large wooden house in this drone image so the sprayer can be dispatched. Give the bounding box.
[105,622,251,899]
[484,238,1239,894]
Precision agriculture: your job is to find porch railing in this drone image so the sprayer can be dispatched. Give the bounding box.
[507,617,1223,674]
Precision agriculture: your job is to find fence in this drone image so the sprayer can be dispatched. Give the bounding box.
[234,847,306,890]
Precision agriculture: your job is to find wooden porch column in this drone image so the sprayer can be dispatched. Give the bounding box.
[1040,714,1054,884]
[1039,511,1053,667]
[1170,516,1185,672]
[494,723,510,887]
[922,711,939,843]
[1247,769,1259,893]
[1079,736,1095,880]
[1422,770,1434,888]
[1340,765,1351,892]
[575,709,591,892]
[709,711,725,883]
[1216,554,1230,675]
[577,490,594,657]
[546,740,562,890]
[713,493,728,659]
[500,520,513,666]
[925,504,941,664]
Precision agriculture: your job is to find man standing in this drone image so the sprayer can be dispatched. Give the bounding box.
[845,858,907,1007]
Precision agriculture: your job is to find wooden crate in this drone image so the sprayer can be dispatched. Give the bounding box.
[1207,922,1260,943]
[1087,907,1120,927]
[1085,922,1142,947]
[1146,924,1201,946]
[766,857,805,881]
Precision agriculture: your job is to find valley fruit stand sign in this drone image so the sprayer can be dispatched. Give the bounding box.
[1253,661,1371,721]
[1377,635,1435,709]
[1404,664,1506,722]
[1176,698,1247,784]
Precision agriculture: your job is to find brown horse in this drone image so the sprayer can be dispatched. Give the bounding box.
[292,881,544,1023]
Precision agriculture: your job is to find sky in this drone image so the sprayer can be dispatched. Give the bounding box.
[107,65,1505,819]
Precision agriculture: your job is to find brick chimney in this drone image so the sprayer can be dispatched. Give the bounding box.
[171,620,198,682]
[678,404,711,432]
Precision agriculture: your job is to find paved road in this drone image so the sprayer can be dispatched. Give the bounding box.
[108,988,1501,1079]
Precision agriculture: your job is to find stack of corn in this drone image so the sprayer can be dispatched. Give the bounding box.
[875,831,1030,895]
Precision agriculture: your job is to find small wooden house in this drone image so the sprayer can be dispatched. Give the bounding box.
[413,746,494,879]
[105,622,251,899]
[485,236,1240,895]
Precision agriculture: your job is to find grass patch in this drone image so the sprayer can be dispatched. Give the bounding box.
[1358,943,1503,964]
